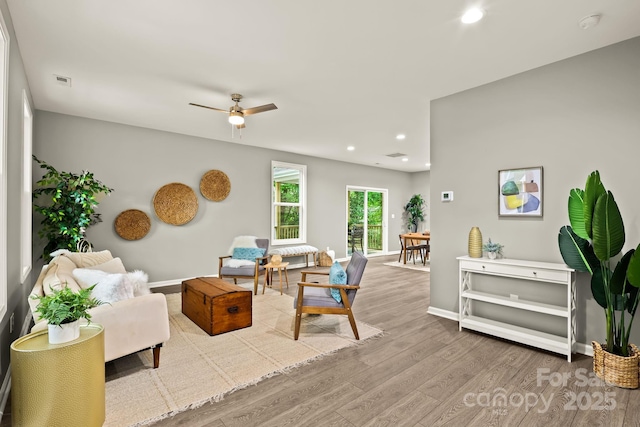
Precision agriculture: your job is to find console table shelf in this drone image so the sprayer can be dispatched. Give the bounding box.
[458,256,576,361]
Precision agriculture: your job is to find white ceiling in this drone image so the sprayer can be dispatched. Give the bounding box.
[7,1,640,172]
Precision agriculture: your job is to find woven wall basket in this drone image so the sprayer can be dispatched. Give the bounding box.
[200,170,231,202]
[153,183,198,225]
[114,209,151,240]
[592,341,640,389]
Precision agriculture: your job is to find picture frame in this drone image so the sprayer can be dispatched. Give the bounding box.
[498,166,543,217]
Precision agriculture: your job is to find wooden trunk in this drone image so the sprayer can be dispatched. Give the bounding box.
[181,277,252,335]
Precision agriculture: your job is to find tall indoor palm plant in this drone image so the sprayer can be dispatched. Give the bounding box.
[558,171,640,357]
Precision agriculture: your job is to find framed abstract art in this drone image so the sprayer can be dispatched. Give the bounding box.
[498,166,543,217]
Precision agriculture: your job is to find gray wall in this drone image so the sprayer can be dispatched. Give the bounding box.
[0,0,36,385]
[410,170,430,231]
[33,112,420,282]
[430,37,640,347]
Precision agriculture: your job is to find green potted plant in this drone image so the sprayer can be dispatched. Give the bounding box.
[558,171,640,388]
[482,238,504,259]
[404,194,426,232]
[32,285,103,344]
[33,156,114,261]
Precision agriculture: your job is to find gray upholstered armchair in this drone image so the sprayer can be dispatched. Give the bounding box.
[293,251,368,340]
[218,238,269,295]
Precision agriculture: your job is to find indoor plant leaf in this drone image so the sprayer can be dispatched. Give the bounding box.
[583,170,605,239]
[626,244,640,289]
[611,250,634,295]
[568,188,588,240]
[592,191,625,261]
[558,225,597,274]
[591,268,608,309]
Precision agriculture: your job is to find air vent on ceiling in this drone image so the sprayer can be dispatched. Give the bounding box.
[386,152,407,158]
[54,74,72,87]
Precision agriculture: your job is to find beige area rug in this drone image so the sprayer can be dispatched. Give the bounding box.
[104,289,383,426]
[383,260,430,272]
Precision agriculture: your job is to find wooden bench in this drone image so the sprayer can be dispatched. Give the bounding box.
[268,245,318,268]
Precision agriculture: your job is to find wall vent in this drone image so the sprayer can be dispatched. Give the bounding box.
[53,74,72,87]
[385,152,406,158]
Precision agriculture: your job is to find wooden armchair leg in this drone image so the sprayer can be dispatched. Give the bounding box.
[152,344,163,368]
[346,310,360,340]
[294,310,302,340]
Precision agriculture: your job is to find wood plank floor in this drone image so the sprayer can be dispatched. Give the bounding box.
[149,255,638,427]
[4,255,638,426]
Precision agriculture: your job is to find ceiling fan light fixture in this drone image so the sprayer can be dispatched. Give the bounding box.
[228,111,244,125]
[461,7,485,24]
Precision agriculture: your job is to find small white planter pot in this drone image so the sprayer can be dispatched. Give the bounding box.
[48,320,80,344]
[487,252,497,260]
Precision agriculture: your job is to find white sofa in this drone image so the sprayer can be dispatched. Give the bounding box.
[29,250,171,368]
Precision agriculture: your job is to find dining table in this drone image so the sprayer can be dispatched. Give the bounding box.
[400,232,430,264]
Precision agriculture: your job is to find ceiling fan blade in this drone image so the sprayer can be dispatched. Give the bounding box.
[189,103,229,113]
[242,103,278,116]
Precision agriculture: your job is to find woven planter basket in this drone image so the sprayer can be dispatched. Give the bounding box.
[317,251,333,267]
[592,341,640,389]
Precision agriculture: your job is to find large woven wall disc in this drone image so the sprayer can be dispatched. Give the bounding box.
[200,169,231,201]
[153,183,198,225]
[114,209,151,240]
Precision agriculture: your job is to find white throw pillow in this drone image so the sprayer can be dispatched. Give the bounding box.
[125,270,151,296]
[224,258,257,268]
[228,235,258,255]
[72,269,134,303]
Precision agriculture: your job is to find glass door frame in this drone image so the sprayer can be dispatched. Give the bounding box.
[346,185,388,256]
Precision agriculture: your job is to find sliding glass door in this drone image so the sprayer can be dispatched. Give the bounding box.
[347,187,387,256]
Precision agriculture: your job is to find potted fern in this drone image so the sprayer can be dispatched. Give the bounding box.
[558,171,640,388]
[32,285,103,344]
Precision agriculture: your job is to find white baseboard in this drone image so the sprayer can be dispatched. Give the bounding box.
[427,306,459,321]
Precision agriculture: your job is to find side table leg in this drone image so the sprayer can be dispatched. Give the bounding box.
[262,268,269,294]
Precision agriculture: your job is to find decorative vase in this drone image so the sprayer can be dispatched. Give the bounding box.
[48,320,80,344]
[487,251,497,260]
[592,341,640,389]
[271,254,282,265]
[468,227,482,258]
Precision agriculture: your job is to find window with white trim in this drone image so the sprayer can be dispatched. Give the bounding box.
[271,161,306,245]
[21,91,33,284]
[0,9,9,321]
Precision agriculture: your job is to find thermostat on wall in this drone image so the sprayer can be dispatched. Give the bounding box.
[441,191,454,202]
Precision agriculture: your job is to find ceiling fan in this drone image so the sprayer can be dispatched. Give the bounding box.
[189,93,277,129]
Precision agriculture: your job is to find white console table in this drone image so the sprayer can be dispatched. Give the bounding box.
[458,256,576,361]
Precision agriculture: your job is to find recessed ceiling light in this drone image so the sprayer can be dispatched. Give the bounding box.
[402,157,409,162]
[425,163,431,167]
[347,146,355,151]
[461,7,485,24]
[396,134,406,140]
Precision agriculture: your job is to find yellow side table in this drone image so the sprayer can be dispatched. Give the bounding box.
[10,324,105,427]
[263,261,290,295]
